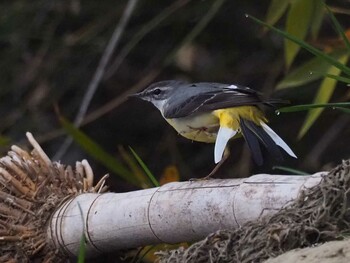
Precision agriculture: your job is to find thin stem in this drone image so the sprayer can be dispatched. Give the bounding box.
[54,0,139,160]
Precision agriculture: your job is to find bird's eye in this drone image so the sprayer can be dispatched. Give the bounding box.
[153,88,161,95]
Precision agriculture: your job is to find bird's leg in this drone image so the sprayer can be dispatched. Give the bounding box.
[189,148,229,181]
[188,148,230,181]
[202,147,230,179]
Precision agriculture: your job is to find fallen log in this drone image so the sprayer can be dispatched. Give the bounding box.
[48,173,322,257]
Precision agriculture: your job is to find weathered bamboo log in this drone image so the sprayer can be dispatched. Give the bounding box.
[48,173,323,258]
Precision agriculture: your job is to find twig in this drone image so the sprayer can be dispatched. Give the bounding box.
[54,0,140,160]
[104,0,190,80]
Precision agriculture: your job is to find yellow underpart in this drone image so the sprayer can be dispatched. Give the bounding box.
[213,106,267,130]
[165,106,267,143]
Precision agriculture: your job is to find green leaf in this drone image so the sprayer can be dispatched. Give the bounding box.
[265,0,290,26]
[278,102,350,113]
[246,15,350,76]
[285,0,314,68]
[129,146,159,187]
[298,54,349,138]
[310,0,324,39]
[59,116,138,186]
[276,49,348,89]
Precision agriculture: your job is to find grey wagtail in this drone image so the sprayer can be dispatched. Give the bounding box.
[131,80,296,169]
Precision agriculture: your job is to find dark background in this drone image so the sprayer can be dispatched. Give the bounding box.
[1,0,349,190]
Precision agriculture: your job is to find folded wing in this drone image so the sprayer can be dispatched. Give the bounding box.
[163,83,285,118]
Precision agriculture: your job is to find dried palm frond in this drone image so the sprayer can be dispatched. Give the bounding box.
[0,132,108,262]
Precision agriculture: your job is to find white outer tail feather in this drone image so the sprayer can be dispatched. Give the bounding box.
[260,121,297,158]
[214,127,237,164]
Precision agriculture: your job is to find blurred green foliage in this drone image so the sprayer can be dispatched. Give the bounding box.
[264,1,350,138]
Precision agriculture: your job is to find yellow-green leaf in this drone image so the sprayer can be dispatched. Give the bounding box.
[285,0,314,68]
[265,0,290,26]
[310,0,324,39]
[247,15,350,76]
[298,54,349,138]
[276,49,348,89]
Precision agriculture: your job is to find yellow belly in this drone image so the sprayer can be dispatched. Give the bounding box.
[213,106,266,129]
[165,106,266,143]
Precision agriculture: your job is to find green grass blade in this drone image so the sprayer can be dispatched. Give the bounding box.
[246,15,350,76]
[77,202,86,263]
[335,107,350,114]
[278,102,350,113]
[118,146,154,188]
[59,116,138,186]
[325,4,350,51]
[77,235,86,263]
[323,73,350,84]
[272,166,309,175]
[129,146,159,187]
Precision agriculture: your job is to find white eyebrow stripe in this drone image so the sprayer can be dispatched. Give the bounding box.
[227,85,238,89]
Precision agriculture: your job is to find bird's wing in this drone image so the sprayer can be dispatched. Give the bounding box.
[163,83,265,118]
[163,91,217,118]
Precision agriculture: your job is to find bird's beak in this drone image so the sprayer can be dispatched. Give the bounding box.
[128,92,143,98]
[129,91,150,102]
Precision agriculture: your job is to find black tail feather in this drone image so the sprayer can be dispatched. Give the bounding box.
[240,119,263,166]
[240,119,283,165]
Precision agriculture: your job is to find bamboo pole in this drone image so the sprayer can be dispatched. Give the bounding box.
[48,173,323,258]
